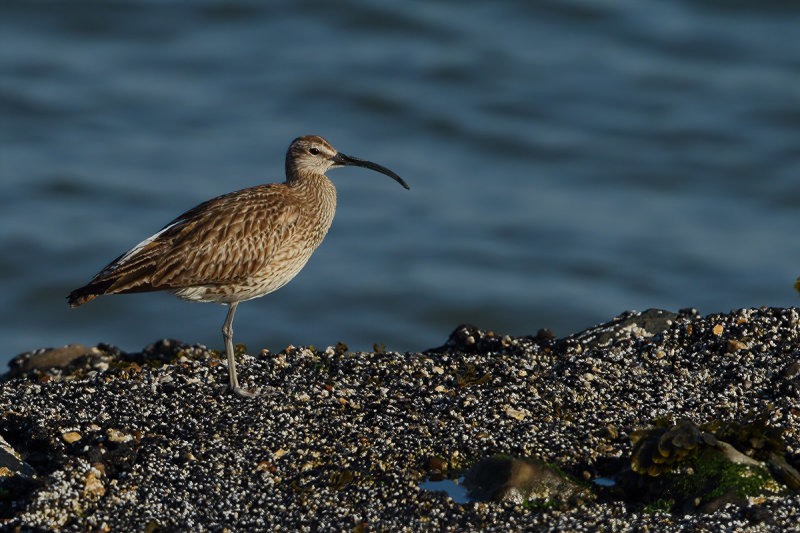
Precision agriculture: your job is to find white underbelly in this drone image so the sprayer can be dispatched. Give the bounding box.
[171,249,314,305]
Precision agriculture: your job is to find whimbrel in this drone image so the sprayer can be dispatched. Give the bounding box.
[68,135,409,396]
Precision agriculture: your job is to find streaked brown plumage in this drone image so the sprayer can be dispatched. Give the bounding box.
[68,135,409,396]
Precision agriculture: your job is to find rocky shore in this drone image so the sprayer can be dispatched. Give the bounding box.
[1,307,799,532]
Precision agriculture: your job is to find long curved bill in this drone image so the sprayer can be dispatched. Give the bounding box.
[332,152,410,190]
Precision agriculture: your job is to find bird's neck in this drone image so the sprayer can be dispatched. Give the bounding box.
[286,171,337,248]
[288,170,337,213]
[287,168,334,190]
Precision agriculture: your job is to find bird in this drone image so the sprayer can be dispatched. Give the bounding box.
[68,135,409,397]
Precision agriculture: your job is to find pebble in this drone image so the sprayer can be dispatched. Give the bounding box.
[106,429,132,443]
[62,431,82,444]
[504,408,526,421]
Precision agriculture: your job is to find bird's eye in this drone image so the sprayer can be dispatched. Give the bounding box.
[309,147,320,155]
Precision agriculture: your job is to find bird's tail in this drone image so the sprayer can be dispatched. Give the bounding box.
[67,282,109,308]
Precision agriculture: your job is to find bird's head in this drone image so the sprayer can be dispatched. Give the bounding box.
[286,135,409,190]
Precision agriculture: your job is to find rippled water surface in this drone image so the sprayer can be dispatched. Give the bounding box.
[2,1,799,365]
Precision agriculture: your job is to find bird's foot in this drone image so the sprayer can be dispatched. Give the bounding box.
[230,385,260,398]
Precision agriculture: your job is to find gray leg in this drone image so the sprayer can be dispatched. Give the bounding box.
[222,302,256,397]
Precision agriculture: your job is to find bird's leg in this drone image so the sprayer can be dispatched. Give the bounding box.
[222,302,256,397]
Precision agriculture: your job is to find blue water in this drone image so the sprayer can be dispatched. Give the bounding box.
[420,477,470,504]
[2,1,799,366]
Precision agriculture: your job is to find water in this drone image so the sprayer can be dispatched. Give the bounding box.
[593,477,616,487]
[420,477,470,504]
[2,1,799,367]
[420,476,615,502]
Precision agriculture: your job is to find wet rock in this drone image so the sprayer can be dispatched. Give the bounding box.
[463,455,591,505]
[7,344,97,378]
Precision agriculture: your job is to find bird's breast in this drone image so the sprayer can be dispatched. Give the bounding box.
[296,177,337,251]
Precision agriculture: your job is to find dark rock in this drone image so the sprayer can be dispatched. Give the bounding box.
[427,455,447,472]
[696,487,747,514]
[97,342,124,358]
[745,504,776,525]
[429,323,553,355]
[0,435,36,479]
[463,455,591,504]
[7,344,97,378]
[783,361,800,380]
[765,453,800,491]
[138,338,192,363]
[0,435,40,520]
[780,360,800,398]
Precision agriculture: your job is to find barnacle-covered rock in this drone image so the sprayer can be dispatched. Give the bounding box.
[6,344,101,379]
[564,308,680,351]
[3,306,800,530]
[430,324,553,355]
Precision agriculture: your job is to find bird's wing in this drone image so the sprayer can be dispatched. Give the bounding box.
[94,184,301,294]
[152,186,301,288]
